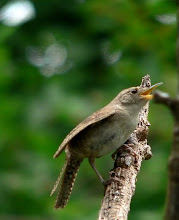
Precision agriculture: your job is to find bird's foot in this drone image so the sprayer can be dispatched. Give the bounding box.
[102,176,121,186]
[111,143,138,163]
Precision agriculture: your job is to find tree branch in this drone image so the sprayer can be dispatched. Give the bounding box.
[98,75,152,220]
[157,3,179,220]
[177,3,179,98]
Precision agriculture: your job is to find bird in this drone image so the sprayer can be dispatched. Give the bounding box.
[51,82,163,209]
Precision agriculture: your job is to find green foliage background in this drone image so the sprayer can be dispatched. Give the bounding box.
[0,0,177,219]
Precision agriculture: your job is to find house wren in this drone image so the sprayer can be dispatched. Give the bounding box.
[51,82,162,209]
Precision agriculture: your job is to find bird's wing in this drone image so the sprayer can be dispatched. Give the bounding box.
[53,106,116,158]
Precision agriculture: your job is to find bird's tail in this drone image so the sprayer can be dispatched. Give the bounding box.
[51,155,83,209]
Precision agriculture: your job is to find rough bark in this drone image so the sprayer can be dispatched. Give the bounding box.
[154,90,179,220]
[154,4,179,219]
[98,75,153,220]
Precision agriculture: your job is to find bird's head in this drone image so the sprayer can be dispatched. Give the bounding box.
[113,82,163,112]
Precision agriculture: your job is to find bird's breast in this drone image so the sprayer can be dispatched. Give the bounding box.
[93,118,136,157]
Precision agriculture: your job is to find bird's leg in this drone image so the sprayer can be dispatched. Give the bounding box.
[88,157,121,186]
[111,143,138,161]
[88,157,107,185]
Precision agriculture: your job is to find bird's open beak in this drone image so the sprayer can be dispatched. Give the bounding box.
[140,82,163,100]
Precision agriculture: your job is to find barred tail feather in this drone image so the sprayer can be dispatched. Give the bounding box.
[50,161,67,196]
[54,156,83,209]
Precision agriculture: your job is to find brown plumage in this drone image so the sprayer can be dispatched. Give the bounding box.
[51,106,115,209]
[53,106,116,159]
[53,154,83,208]
[51,82,162,209]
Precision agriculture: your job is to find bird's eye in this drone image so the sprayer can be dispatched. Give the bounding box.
[131,89,138,94]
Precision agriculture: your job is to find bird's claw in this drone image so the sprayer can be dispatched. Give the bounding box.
[102,176,121,187]
[111,143,138,163]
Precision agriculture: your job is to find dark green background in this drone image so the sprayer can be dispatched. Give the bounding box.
[0,0,177,219]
